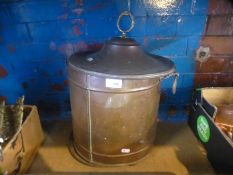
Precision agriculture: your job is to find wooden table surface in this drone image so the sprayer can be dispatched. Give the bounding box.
[28,121,215,175]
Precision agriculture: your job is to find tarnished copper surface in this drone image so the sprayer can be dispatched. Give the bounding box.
[69,75,160,165]
[68,36,176,165]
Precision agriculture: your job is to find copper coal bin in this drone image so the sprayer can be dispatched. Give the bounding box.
[68,12,178,166]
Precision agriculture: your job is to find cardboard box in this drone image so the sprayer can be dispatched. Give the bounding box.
[189,87,233,173]
[0,106,44,174]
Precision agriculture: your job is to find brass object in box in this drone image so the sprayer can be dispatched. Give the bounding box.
[215,104,233,141]
[215,104,233,125]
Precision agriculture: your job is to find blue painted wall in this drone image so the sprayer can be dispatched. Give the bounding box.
[0,0,208,121]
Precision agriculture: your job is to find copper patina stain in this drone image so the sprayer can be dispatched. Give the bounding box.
[76,0,84,6]
[90,3,104,11]
[7,44,16,53]
[63,79,69,86]
[0,65,8,78]
[51,83,64,91]
[160,91,167,103]
[73,26,82,36]
[0,96,7,103]
[22,82,29,89]
[88,43,103,51]
[167,105,178,116]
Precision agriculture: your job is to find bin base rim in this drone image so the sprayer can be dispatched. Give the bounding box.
[68,133,150,167]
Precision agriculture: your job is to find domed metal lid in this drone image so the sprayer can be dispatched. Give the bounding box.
[69,11,176,79]
[69,37,175,79]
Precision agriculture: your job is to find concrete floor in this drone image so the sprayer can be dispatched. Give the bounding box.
[28,121,215,174]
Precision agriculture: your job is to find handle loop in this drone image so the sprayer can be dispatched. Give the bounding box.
[160,72,179,94]
[172,73,179,94]
[117,11,135,38]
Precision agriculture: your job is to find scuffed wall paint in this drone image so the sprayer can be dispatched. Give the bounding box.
[195,0,233,88]
[0,0,208,121]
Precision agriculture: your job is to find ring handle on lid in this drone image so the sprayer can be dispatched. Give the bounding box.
[117,11,135,38]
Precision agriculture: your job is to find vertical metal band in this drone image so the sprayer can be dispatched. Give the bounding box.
[87,75,93,162]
